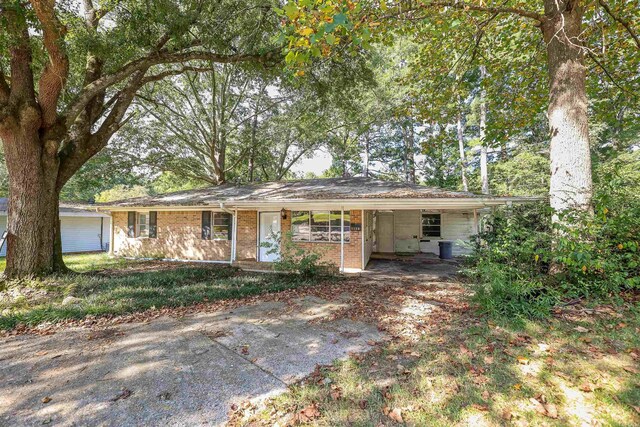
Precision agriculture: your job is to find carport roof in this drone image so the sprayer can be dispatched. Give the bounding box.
[98,178,542,210]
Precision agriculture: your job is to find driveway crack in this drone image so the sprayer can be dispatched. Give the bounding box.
[201,331,289,388]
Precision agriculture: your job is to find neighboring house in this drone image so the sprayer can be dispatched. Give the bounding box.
[100,178,536,272]
[0,198,110,256]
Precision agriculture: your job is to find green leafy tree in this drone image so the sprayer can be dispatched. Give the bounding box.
[0,0,280,277]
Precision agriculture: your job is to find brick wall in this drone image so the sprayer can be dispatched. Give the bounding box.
[236,210,257,261]
[112,209,364,269]
[112,211,231,261]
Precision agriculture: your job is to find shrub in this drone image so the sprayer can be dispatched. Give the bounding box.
[468,185,640,319]
[261,231,335,278]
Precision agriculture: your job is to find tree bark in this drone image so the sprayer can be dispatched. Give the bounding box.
[456,101,469,192]
[363,133,370,178]
[404,121,416,183]
[479,65,489,195]
[0,113,63,277]
[541,0,592,214]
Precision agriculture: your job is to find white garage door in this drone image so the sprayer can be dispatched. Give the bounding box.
[0,215,107,256]
[61,217,105,253]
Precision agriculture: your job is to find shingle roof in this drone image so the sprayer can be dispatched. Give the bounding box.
[0,198,107,216]
[100,177,486,208]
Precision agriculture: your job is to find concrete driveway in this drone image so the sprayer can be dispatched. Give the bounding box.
[0,295,383,426]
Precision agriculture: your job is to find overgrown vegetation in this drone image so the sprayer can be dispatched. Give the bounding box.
[467,178,640,319]
[263,231,335,277]
[236,279,640,426]
[0,254,315,331]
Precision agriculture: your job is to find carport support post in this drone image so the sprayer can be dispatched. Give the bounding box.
[340,208,344,273]
[473,209,479,235]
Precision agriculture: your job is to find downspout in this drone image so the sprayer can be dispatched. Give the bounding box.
[219,202,236,264]
[340,207,344,273]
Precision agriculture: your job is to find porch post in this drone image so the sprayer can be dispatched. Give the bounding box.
[473,209,479,234]
[340,207,344,273]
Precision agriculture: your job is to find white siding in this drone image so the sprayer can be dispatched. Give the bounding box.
[0,214,109,256]
[419,211,476,256]
[0,215,6,256]
[393,210,421,252]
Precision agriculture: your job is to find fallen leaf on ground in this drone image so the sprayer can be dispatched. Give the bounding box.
[623,366,639,374]
[530,397,547,415]
[501,409,513,420]
[471,403,489,411]
[329,386,342,401]
[544,403,559,419]
[383,406,404,423]
[41,397,51,404]
[579,382,594,392]
[574,326,589,333]
[295,403,320,423]
[460,344,473,357]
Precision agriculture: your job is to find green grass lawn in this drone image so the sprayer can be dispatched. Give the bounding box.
[0,253,311,331]
[240,298,640,426]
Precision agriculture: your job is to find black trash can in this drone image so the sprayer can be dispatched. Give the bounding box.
[438,241,453,259]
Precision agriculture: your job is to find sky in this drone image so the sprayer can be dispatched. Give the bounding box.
[291,149,333,175]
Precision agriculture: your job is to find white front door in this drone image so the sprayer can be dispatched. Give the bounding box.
[259,212,281,262]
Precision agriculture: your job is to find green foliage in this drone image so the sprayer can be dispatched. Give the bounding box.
[149,172,206,194]
[490,152,550,196]
[263,231,335,278]
[94,184,150,203]
[469,189,640,318]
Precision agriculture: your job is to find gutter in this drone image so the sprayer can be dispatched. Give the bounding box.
[98,196,544,212]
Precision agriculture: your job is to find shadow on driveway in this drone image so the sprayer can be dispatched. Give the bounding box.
[0,296,384,426]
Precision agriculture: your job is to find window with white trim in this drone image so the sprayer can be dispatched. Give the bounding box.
[292,210,350,243]
[136,212,149,238]
[202,211,232,240]
[421,213,441,237]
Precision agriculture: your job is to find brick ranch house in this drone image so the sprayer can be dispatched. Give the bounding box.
[99,178,534,273]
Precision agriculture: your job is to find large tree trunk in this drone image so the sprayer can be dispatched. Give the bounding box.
[456,105,469,192]
[1,115,64,277]
[542,0,592,214]
[403,121,416,183]
[363,133,370,178]
[479,65,489,195]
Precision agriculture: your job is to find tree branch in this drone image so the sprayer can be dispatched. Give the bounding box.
[30,0,70,128]
[387,1,543,22]
[6,7,36,104]
[587,51,637,97]
[0,70,9,104]
[140,66,217,84]
[597,0,640,50]
[64,48,279,129]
